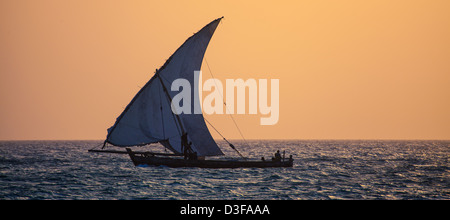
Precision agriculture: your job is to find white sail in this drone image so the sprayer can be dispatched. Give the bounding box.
[106,17,224,156]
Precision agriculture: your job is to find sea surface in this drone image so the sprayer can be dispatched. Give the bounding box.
[0,140,448,200]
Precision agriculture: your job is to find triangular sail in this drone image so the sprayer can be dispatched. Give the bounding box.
[105,17,224,156]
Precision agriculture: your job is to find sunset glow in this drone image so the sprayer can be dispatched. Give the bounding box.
[1,0,449,140]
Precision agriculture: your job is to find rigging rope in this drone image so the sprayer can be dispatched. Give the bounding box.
[204,58,251,159]
[154,58,249,160]
[203,117,246,159]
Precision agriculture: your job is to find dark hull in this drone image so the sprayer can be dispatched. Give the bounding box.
[126,149,293,168]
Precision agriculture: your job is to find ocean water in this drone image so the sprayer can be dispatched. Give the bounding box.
[0,140,448,200]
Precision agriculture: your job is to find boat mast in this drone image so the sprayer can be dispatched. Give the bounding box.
[155,70,194,156]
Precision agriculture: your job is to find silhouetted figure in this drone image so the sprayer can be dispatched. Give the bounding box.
[181,133,193,160]
[274,150,281,162]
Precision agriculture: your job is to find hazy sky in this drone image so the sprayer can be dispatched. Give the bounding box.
[1,0,449,140]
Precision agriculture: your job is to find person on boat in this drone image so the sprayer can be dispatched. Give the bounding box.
[274,150,282,162]
[181,133,190,160]
[181,133,199,160]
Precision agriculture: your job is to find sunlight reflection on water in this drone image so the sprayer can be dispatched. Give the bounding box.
[0,140,448,199]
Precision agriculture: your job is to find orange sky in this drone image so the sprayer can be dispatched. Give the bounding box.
[1,0,449,140]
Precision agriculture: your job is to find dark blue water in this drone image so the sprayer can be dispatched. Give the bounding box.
[0,140,448,199]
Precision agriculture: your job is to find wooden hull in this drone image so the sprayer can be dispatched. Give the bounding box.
[126,149,293,168]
